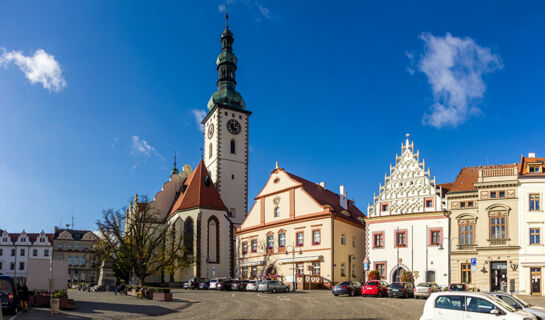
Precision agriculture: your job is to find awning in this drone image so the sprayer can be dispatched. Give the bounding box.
[276,255,323,264]
[239,260,265,267]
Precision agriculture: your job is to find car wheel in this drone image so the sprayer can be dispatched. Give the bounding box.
[334,294,339,296]
[350,290,355,297]
[272,288,276,294]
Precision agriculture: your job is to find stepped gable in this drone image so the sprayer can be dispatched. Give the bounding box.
[168,160,227,217]
[284,171,365,223]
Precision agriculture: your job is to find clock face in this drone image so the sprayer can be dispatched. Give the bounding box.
[207,124,215,139]
[226,119,241,135]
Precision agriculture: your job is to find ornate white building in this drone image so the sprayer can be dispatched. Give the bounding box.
[0,230,53,278]
[365,134,449,286]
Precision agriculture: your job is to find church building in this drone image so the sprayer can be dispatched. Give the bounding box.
[365,134,450,287]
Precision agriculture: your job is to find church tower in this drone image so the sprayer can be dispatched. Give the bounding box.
[202,13,251,226]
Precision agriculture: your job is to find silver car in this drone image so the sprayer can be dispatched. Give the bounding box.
[246,280,259,291]
[257,280,290,293]
[209,279,220,290]
[415,282,441,299]
[490,292,545,319]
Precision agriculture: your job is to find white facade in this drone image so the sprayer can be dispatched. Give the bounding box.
[517,155,545,295]
[203,106,250,226]
[365,134,449,286]
[0,230,52,278]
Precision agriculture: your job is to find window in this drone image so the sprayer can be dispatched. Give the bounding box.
[230,140,236,154]
[426,271,435,282]
[44,249,49,257]
[312,230,320,245]
[273,207,279,217]
[0,262,2,270]
[278,233,286,248]
[296,263,304,275]
[468,201,474,207]
[251,239,257,252]
[375,263,385,279]
[530,194,541,211]
[352,264,356,278]
[530,228,541,245]
[267,234,274,249]
[83,244,87,250]
[209,143,213,158]
[68,256,72,265]
[0,249,2,256]
[58,243,63,249]
[33,249,38,256]
[11,249,15,256]
[75,244,79,250]
[373,233,384,248]
[68,243,72,250]
[465,296,495,314]
[10,262,15,270]
[459,221,475,245]
[242,242,248,254]
[491,191,497,198]
[529,166,542,173]
[341,234,346,245]
[460,202,466,208]
[58,256,62,261]
[340,263,346,276]
[490,215,506,240]
[251,266,257,278]
[230,208,236,218]
[434,295,465,311]
[395,231,407,247]
[75,256,79,266]
[381,203,388,212]
[430,230,441,245]
[19,262,24,270]
[20,249,24,256]
[352,236,356,248]
[241,267,248,279]
[499,191,505,198]
[426,199,433,208]
[296,232,304,247]
[312,262,320,275]
[461,263,472,283]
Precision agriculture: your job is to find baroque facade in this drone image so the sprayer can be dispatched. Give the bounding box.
[0,230,53,278]
[365,134,449,287]
[235,165,365,288]
[52,228,99,282]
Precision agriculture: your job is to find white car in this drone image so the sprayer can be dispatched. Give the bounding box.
[415,282,441,299]
[209,279,220,290]
[420,292,537,320]
[490,292,545,320]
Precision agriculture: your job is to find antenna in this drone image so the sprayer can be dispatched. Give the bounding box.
[71,214,74,230]
[225,1,229,28]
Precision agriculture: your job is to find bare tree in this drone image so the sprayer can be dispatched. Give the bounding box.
[96,196,192,286]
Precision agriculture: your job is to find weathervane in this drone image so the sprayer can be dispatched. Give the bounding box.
[225,1,229,28]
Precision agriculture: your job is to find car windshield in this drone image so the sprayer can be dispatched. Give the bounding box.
[450,284,465,290]
[418,283,431,287]
[390,283,403,288]
[511,295,531,307]
[339,282,351,286]
[0,279,10,293]
[365,282,379,286]
[487,295,518,313]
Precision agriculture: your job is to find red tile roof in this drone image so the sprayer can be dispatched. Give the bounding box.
[285,171,365,223]
[518,155,545,176]
[448,164,515,193]
[168,160,227,218]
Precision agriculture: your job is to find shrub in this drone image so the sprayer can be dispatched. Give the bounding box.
[368,270,381,280]
[400,271,413,283]
[53,290,67,298]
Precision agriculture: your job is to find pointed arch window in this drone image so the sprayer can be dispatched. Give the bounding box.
[184,218,194,255]
[230,140,236,154]
[209,143,213,158]
[207,216,220,263]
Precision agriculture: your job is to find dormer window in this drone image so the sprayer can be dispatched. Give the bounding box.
[528,164,542,173]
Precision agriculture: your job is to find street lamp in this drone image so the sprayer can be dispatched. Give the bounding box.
[285,242,302,292]
[437,237,458,285]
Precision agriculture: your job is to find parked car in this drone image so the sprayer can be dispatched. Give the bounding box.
[448,283,468,292]
[490,292,545,319]
[187,277,204,289]
[199,280,210,290]
[246,280,259,292]
[183,281,189,289]
[362,280,388,297]
[331,281,362,297]
[420,292,537,320]
[217,280,233,291]
[388,282,414,298]
[0,275,20,314]
[257,280,290,293]
[415,282,441,299]
[231,280,248,291]
[209,279,221,290]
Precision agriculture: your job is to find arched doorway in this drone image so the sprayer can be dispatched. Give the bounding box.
[391,266,406,283]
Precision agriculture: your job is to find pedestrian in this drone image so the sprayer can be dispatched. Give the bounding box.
[21,281,29,312]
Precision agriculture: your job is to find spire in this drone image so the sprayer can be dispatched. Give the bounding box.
[171,152,179,175]
[206,11,246,111]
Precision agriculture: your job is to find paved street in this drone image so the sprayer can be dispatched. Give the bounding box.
[13,289,545,319]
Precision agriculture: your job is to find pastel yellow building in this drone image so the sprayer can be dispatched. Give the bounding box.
[235,165,366,289]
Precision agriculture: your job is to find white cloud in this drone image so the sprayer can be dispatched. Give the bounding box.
[410,33,503,128]
[130,136,164,171]
[0,48,66,92]
[191,109,207,133]
[218,0,274,21]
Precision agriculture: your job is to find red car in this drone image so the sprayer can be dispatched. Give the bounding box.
[362,280,389,297]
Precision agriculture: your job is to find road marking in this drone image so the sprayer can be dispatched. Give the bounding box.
[231,293,236,297]
[257,293,267,298]
[277,295,290,301]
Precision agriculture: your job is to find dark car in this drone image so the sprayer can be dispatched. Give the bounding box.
[188,278,205,289]
[448,283,467,291]
[332,281,362,297]
[388,282,414,298]
[362,280,389,297]
[199,280,211,290]
[1,275,20,314]
[231,280,248,291]
[217,280,233,291]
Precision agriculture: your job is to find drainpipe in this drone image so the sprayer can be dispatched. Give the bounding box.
[331,216,335,284]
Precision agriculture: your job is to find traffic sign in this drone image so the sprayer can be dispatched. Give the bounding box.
[471,258,476,266]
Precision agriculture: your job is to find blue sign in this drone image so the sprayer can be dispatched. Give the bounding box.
[364,262,369,271]
[471,258,477,266]
[212,266,215,272]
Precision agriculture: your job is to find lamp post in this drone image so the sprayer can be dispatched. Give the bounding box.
[438,236,458,285]
[285,242,302,292]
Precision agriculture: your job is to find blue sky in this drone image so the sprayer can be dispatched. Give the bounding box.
[1,1,544,232]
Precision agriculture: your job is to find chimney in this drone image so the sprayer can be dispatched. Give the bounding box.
[529,152,536,158]
[318,182,326,189]
[340,185,348,210]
